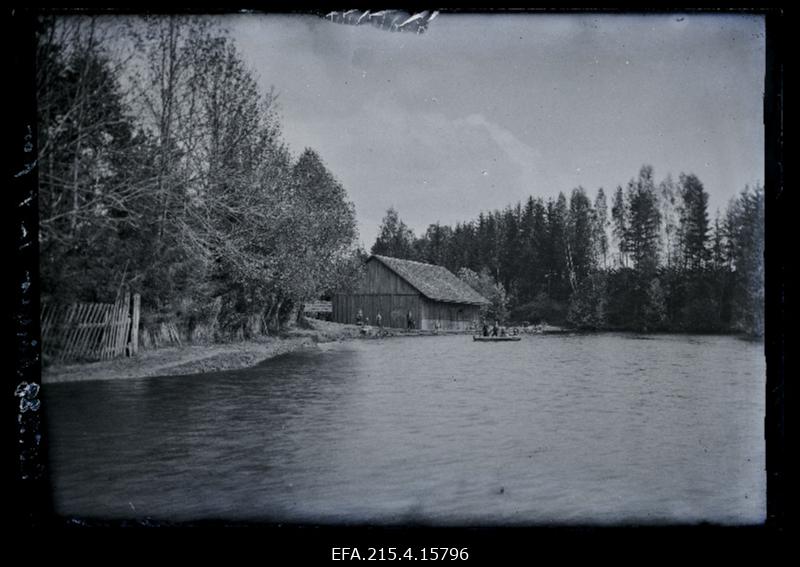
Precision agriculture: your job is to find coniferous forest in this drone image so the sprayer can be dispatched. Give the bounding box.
[371,165,764,335]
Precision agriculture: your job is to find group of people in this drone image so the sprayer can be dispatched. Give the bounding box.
[355,309,383,328]
[354,308,421,331]
[354,309,519,337]
[481,320,519,337]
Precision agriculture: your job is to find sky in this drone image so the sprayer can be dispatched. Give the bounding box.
[227,13,765,248]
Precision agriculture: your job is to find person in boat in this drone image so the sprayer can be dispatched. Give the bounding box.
[355,309,363,326]
[482,322,489,337]
[500,326,507,337]
[491,321,499,337]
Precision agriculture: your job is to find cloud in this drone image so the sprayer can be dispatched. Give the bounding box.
[456,113,541,184]
[286,100,546,245]
[232,14,764,247]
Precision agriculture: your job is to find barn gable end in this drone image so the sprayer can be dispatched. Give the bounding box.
[356,257,420,296]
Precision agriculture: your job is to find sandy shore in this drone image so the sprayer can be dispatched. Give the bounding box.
[41,320,364,384]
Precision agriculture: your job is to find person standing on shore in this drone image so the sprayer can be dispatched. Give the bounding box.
[376,312,382,328]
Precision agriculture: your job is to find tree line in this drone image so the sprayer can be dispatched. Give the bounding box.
[36,16,362,340]
[371,165,764,335]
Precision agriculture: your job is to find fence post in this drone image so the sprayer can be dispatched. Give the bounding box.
[118,292,131,357]
[130,293,140,356]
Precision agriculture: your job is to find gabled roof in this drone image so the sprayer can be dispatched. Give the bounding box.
[371,255,490,306]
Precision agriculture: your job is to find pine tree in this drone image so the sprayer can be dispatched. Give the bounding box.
[726,185,764,335]
[624,165,661,276]
[567,187,596,289]
[499,204,521,297]
[371,207,416,259]
[545,193,570,300]
[676,173,711,271]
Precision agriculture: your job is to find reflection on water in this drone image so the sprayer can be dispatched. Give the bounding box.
[43,333,765,524]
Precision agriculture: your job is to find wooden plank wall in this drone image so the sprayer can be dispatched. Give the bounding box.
[332,295,483,331]
[40,292,140,363]
[332,293,422,328]
[358,260,420,295]
[420,299,482,331]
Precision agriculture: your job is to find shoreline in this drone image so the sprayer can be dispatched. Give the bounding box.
[42,337,322,385]
[40,321,752,385]
[40,320,478,385]
[41,320,365,385]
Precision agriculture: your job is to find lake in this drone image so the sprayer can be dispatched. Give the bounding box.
[43,333,766,525]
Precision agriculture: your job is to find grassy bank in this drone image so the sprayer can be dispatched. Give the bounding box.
[41,319,364,384]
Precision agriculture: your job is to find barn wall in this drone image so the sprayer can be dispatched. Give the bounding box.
[332,293,423,328]
[357,260,419,295]
[420,299,482,331]
[333,259,423,328]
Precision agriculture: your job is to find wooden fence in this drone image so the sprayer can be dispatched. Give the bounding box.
[139,321,183,350]
[40,293,140,363]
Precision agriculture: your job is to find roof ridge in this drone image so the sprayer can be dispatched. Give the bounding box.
[373,254,439,268]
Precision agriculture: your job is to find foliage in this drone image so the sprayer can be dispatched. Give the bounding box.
[368,166,763,335]
[566,272,607,330]
[457,267,508,324]
[510,293,568,327]
[725,185,764,335]
[37,16,360,339]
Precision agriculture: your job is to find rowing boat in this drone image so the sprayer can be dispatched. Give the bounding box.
[472,335,521,342]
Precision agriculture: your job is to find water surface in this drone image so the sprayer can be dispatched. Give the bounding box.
[44,333,766,524]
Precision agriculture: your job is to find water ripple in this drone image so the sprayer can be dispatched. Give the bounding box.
[44,333,765,525]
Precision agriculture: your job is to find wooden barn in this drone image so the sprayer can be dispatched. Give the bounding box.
[332,255,489,331]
